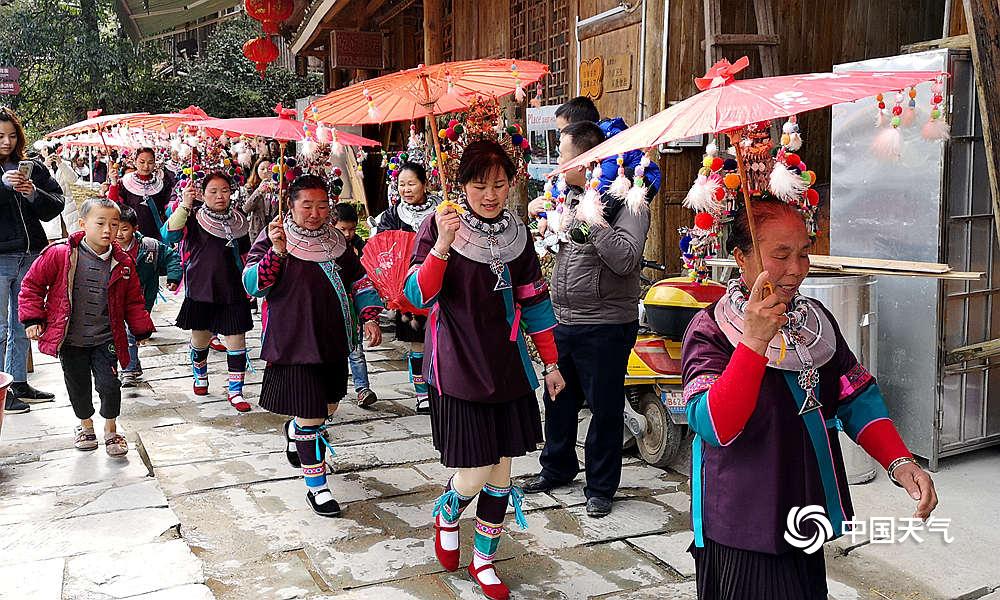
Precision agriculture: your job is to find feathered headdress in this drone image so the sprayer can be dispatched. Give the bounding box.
[680,120,820,282]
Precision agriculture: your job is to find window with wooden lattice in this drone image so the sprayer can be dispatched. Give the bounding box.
[509,0,568,105]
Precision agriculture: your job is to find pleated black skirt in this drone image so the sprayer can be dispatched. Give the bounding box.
[258,362,348,419]
[394,311,427,343]
[429,385,543,468]
[176,298,253,335]
[689,537,828,600]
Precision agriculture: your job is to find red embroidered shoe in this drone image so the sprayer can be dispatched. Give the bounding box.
[434,520,460,571]
[193,381,209,396]
[209,336,227,352]
[468,562,510,600]
[228,394,251,412]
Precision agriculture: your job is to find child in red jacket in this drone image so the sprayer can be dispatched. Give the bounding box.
[19,198,155,457]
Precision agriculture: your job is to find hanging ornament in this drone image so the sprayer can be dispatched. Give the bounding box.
[625,154,651,214]
[244,0,293,35]
[511,62,526,102]
[872,91,904,161]
[363,88,379,120]
[902,86,918,127]
[922,74,950,141]
[781,116,802,151]
[576,167,608,227]
[530,83,543,108]
[608,153,631,198]
[242,36,279,78]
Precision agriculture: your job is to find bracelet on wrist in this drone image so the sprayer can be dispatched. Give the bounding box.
[542,363,560,376]
[887,456,918,487]
[430,248,450,261]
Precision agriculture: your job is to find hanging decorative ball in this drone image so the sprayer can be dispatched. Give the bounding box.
[806,188,820,206]
[785,153,801,167]
[520,138,530,150]
[448,119,459,128]
[723,173,741,189]
[438,129,448,139]
[242,36,279,78]
[694,212,715,230]
[446,127,458,141]
[723,158,737,171]
[714,186,726,201]
[511,134,523,146]
[702,156,713,168]
[453,124,464,135]
[710,157,724,171]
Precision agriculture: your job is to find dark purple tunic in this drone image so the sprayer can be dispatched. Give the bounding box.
[681,303,863,555]
[117,171,175,241]
[410,217,551,404]
[246,230,371,365]
[178,209,250,305]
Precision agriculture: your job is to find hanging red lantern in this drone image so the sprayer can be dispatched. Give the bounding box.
[242,36,279,78]
[244,0,294,35]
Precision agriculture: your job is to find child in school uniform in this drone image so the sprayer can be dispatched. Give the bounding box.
[19,198,155,456]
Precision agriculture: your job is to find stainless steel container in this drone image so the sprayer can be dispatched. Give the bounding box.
[801,274,878,484]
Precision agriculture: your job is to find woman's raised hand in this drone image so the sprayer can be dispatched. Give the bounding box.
[741,271,787,355]
[267,215,287,255]
[434,203,461,254]
[181,184,198,208]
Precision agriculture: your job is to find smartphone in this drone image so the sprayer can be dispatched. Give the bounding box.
[17,160,34,179]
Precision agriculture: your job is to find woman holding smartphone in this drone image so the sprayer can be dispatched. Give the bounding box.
[0,107,66,414]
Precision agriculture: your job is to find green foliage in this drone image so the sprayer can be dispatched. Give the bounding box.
[0,0,320,140]
[0,0,163,139]
[160,17,322,119]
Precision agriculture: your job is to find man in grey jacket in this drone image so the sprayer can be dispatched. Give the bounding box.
[522,121,650,517]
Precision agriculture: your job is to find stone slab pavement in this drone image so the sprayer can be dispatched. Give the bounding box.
[1,292,994,599]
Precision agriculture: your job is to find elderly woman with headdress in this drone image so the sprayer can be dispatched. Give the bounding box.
[243,174,383,517]
[164,171,253,413]
[681,192,939,599]
[373,160,441,414]
[403,139,564,600]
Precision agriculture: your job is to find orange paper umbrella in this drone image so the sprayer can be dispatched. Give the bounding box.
[118,105,215,134]
[307,59,548,205]
[45,111,149,138]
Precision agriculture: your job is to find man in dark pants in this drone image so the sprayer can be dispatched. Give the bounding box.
[523,121,650,517]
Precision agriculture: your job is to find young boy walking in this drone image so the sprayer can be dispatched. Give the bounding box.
[334,202,378,408]
[116,206,182,387]
[19,198,155,456]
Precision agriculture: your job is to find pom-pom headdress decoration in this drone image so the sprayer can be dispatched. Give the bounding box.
[383,123,437,205]
[680,120,820,282]
[438,96,530,195]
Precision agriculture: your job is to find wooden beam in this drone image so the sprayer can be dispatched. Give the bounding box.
[963,0,1000,245]
[424,0,443,64]
[702,33,779,47]
[901,34,971,54]
[945,339,1000,365]
[577,6,642,42]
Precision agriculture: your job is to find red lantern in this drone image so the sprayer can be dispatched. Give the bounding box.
[245,0,294,35]
[242,37,279,78]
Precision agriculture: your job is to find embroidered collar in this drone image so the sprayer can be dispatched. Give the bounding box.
[713,278,836,372]
[283,215,347,263]
[450,194,527,291]
[121,171,164,197]
[195,205,249,243]
[397,195,441,230]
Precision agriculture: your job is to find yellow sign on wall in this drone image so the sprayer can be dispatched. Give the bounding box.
[579,57,604,99]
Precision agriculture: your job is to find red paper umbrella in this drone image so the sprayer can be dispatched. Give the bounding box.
[360,230,428,316]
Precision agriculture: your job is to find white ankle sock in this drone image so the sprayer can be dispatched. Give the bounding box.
[287,420,297,454]
[436,513,460,551]
[472,554,502,585]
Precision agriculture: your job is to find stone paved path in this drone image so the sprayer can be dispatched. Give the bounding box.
[0,294,947,599]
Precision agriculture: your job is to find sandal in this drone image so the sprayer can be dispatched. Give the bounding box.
[74,426,98,451]
[104,432,128,457]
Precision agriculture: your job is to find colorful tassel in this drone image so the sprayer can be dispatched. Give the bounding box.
[608,154,631,198]
[769,163,808,202]
[683,175,720,213]
[923,76,949,141]
[576,169,608,228]
[872,92,904,161]
[625,155,651,215]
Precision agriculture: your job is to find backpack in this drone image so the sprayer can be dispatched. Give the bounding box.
[139,236,160,266]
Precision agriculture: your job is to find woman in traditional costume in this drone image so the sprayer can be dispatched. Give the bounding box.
[242,157,278,243]
[113,147,173,241]
[681,196,939,599]
[404,140,565,600]
[243,174,383,517]
[164,172,253,412]
[373,161,441,413]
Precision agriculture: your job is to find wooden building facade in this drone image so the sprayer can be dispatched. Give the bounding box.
[287,0,947,268]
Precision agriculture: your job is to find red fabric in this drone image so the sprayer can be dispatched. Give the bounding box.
[856,419,911,470]
[708,343,768,444]
[530,329,558,365]
[108,183,120,202]
[18,231,155,369]
[417,253,447,302]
